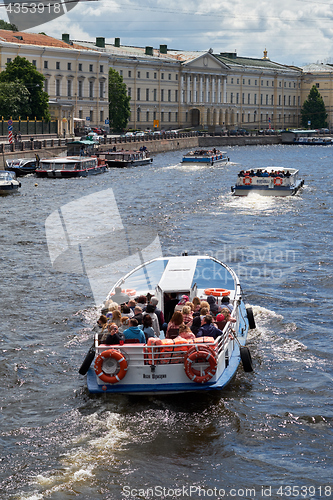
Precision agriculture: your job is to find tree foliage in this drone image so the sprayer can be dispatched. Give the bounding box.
[0,82,30,119]
[301,85,328,129]
[0,19,18,31]
[0,56,50,120]
[108,68,131,132]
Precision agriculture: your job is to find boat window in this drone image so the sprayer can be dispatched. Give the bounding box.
[116,259,169,294]
[0,172,12,180]
[192,258,235,290]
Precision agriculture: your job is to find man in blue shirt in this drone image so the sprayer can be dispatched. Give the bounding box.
[123,318,146,343]
[196,315,223,339]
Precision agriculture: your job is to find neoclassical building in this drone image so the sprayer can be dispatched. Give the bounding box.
[301,63,333,128]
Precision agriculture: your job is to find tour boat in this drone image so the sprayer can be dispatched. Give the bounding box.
[6,158,37,176]
[0,170,21,195]
[97,149,153,168]
[231,166,304,196]
[35,156,106,178]
[181,149,229,165]
[79,254,256,395]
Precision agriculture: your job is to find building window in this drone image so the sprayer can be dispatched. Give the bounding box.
[128,70,131,77]
[154,72,157,79]
[44,79,48,93]
[146,72,149,78]
[176,74,178,80]
[175,111,178,121]
[79,109,82,119]
[248,79,251,85]
[56,61,60,70]
[161,73,164,79]
[119,70,123,77]
[260,94,263,105]
[293,95,296,105]
[68,63,71,70]
[44,61,48,69]
[254,93,257,105]
[137,108,140,122]
[248,113,250,122]
[255,80,257,85]
[67,80,72,97]
[89,81,94,98]
[128,87,131,97]
[146,111,149,122]
[175,89,178,102]
[161,89,164,101]
[90,110,93,122]
[89,64,93,72]
[316,83,320,88]
[242,93,244,104]
[78,80,83,98]
[146,88,149,101]
[161,111,164,121]
[236,93,239,104]
[288,95,291,106]
[237,78,239,84]
[100,81,104,99]
[168,89,171,102]
[248,93,250,104]
[242,79,245,84]
[99,110,103,123]
[284,95,286,105]
[79,63,82,71]
[266,94,268,105]
[279,81,282,87]
[271,95,274,105]
[279,95,281,105]
[169,74,171,80]
[231,78,233,84]
[56,79,60,96]
[137,71,140,78]
[100,65,104,73]
[289,82,291,88]
[284,82,286,87]
[230,92,233,104]
[137,88,141,100]
[153,111,156,120]
[153,89,157,101]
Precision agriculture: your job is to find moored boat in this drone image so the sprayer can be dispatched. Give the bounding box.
[181,149,229,165]
[97,149,153,168]
[0,170,21,194]
[79,254,256,395]
[6,158,37,176]
[35,156,107,178]
[231,166,304,196]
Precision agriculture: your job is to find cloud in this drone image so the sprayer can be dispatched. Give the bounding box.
[18,0,333,65]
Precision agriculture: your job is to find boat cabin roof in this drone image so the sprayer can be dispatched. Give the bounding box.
[244,166,298,174]
[40,156,94,164]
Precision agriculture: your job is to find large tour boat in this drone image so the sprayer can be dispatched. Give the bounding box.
[0,170,21,195]
[97,149,153,168]
[231,166,304,196]
[181,149,229,165]
[35,156,107,178]
[79,254,256,395]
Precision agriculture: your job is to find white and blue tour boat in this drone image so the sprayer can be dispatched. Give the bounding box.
[0,170,21,195]
[79,254,256,395]
[35,156,106,178]
[181,149,229,165]
[231,166,304,196]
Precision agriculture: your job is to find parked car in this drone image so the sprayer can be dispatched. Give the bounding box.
[92,127,103,135]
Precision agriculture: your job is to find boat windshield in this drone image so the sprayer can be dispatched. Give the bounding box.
[116,259,169,293]
[192,258,235,289]
[0,171,14,180]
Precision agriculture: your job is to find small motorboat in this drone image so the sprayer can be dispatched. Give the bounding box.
[35,156,107,178]
[97,149,153,168]
[0,170,21,195]
[6,158,37,176]
[231,166,304,196]
[79,254,256,395]
[181,149,229,165]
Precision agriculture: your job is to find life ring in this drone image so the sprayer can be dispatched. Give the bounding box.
[184,347,217,383]
[274,177,283,186]
[204,288,230,297]
[110,288,136,297]
[243,176,252,185]
[94,349,128,384]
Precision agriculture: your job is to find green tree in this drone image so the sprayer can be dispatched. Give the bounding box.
[108,68,131,132]
[301,85,328,129]
[0,56,50,120]
[0,19,18,31]
[0,81,30,119]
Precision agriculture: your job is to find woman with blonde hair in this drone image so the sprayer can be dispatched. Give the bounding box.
[181,305,193,326]
[111,309,122,328]
[176,323,195,341]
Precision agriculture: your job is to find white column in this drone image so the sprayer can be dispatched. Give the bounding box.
[181,75,185,103]
[212,76,215,103]
[194,75,197,103]
[206,77,209,103]
[187,75,191,103]
[223,77,227,104]
[200,76,203,103]
[218,78,221,104]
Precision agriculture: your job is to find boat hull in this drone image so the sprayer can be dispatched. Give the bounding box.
[0,184,20,195]
[231,179,304,196]
[35,166,106,178]
[106,158,152,168]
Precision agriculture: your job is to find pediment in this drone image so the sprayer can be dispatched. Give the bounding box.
[183,52,229,73]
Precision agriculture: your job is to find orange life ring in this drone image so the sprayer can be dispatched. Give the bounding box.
[243,176,252,185]
[184,347,217,383]
[204,288,230,297]
[274,177,283,186]
[94,349,128,384]
[110,288,136,297]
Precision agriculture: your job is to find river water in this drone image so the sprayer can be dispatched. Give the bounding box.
[1,144,332,500]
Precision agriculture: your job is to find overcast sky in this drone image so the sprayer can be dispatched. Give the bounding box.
[11,0,333,67]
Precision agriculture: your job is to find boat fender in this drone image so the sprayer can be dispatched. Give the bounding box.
[240,346,253,372]
[94,349,128,384]
[204,288,230,297]
[184,347,217,383]
[246,307,256,329]
[79,346,96,375]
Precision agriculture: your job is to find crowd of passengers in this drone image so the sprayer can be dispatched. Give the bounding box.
[96,289,235,346]
[238,169,291,177]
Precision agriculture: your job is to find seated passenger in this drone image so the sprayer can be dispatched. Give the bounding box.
[123,318,146,343]
[206,295,221,316]
[139,314,156,342]
[176,323,195,341]
[97,314,108,342]
[133,306,143,325]
[110,309,122,328]
[181,305,193,326]
[166,311,184,338]
[174,295,189,312]
[221,295,233,313]
[121,304,134,319]
[191,315,202,336]
[192,296,201,312]
[102,323,124,345]
[143,304,160,337]
[220,307,236,324]
[196,314,223,339]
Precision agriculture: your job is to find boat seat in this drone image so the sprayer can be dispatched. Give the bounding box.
[166,327,179,339]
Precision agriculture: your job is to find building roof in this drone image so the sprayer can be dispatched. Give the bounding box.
[301,63,333,73]
[214,53,301,74]
[0,30,90,51]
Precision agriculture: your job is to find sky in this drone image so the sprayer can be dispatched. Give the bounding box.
[3,0,333,67]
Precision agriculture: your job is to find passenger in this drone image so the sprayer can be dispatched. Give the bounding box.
[220,307,236,323]
[110,309,122,328]
[97,315,108,342]
[102,322,124,345]
[119,316,129,333]
[285,170,291,177]
[206,295,221,316]
[196,314,223,339]
[190,315,202,336]
[136,295,147,310]
[101,300,119,316]
[139,314,156,341]
[181,305,193,326]
[149,296,165,330]
[128,299,137,311]
[143,304,160,337]
[185,300,195,312]
[200,307,209,318]
[221,295,233,313]
[123,318,146,343]
[174,295,189,312]
[192,296,201,312]
[166,311,184,338]
[133,306,143,325]
[176,323,195,341]
[110,287,131,305]
[121,304,134,319]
